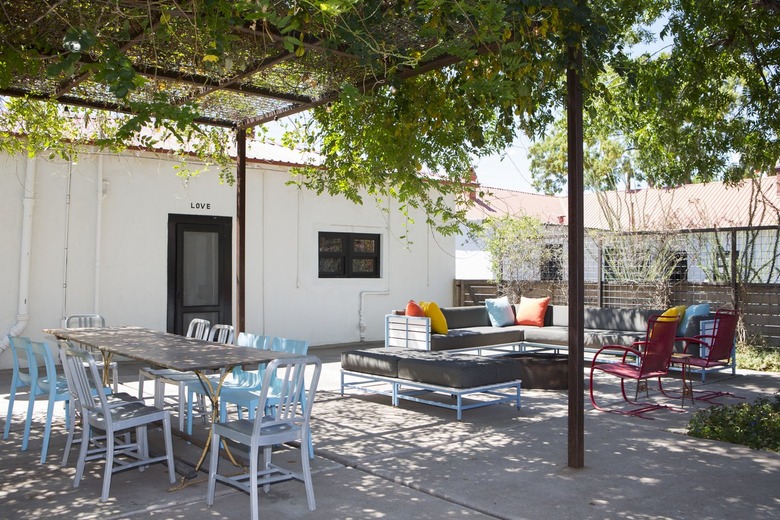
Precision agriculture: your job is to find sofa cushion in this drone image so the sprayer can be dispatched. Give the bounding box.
[430,327,523,351]
[341,348,410,378]
[440,306,491,329]
[583,330,647,349]
[485,296,515,327]
[420,301,448,334]
[522,325,569,346]
[515,296,551,326]
[548,305,568,327]
[397,352,519,388]
[583,307,661,332]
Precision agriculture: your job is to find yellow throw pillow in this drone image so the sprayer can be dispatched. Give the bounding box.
[661,305,686,321]
[420,301,448,334]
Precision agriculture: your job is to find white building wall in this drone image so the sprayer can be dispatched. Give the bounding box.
[0,151,455,369]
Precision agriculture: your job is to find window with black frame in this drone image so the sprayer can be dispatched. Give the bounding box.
[669,251,688,282]
[318,232,380,278]
[540,244,564,281]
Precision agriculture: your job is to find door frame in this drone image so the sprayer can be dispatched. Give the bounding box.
[166,214,233,335]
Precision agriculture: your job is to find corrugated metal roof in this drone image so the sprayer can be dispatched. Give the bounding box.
[467,187,568,225]
[473,177,780,230]
[245,140,321,168]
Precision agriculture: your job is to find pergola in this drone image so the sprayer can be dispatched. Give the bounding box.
[1,1,585,468]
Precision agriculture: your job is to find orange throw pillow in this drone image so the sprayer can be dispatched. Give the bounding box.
[515,296,551,327]
[405,300,426,317]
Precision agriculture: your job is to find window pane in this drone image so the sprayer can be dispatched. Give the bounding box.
[352,258,376,273]
[320,258,343,274]
[319,236,344,253]
[182,230,219,306]
[353,238,376,253]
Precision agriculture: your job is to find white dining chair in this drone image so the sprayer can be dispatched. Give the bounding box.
[65,314,119,393]
[137,318,211,431]
[62,346,176,502]
[207,355,322,520]
[58,340,144,467]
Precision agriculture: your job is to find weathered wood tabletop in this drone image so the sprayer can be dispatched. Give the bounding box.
[44,326,294,372]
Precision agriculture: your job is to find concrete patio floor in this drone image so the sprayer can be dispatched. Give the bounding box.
[2,342,779,519]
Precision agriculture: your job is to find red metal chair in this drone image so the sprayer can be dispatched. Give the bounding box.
[675,309,743,403]
[589,315,681,419]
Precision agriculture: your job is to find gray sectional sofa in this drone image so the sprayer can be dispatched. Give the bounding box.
[385,304,711,353]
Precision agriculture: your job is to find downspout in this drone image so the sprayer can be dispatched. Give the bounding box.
[94,153,105,314]
[1,156,37,352]
[60,161,73,324]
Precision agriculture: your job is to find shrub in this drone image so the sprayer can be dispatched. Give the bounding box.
[736,343,780,372]
[687,395,780,452]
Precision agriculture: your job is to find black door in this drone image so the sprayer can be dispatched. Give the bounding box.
[167,214,232,335]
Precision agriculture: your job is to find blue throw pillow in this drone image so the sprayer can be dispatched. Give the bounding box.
[485,296,515,327]
[678,303,711,336]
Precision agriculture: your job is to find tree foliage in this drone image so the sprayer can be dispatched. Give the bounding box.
[529,0,780,195]
[0,1,678,232]
[477,214,567,300]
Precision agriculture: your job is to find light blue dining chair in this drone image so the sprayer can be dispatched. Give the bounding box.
[25,341,71,463]
[3,335,34,441]
[184,333,271,435]
[188,337,314,458]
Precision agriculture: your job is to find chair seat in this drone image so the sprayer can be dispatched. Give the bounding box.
[685,357,730,369]
[595,362,667,380]
[90,402,169,429]
[215,417,301,447]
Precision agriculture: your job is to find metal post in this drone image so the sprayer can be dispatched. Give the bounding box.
[731,229,738,311]
[236,128,247,333]
[567,44,585,469]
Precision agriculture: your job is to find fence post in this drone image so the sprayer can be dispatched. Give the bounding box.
[597,238,604,308]
[731,229,739,311]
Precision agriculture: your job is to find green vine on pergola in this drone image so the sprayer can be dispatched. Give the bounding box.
[0,0,641,234]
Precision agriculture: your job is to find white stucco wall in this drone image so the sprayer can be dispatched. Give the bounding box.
[0,150,455,369]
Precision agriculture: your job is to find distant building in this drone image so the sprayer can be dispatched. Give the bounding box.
[459,176,780,284]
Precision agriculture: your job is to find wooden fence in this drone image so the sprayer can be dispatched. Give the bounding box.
[454,279,780,348]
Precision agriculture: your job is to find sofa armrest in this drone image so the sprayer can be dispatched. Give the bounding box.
[385,314,431,350]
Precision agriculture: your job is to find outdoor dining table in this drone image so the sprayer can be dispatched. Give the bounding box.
[43,326,297,483]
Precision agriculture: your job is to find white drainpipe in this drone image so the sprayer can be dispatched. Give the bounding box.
[94,153,105,314]
[2,157,37,352]
[59,161,73,325]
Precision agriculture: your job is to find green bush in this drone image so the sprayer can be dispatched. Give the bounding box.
[736,343,780,372]
[687,395,780,452]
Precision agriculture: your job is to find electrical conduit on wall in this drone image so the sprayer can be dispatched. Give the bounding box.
[1,157,37,352]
